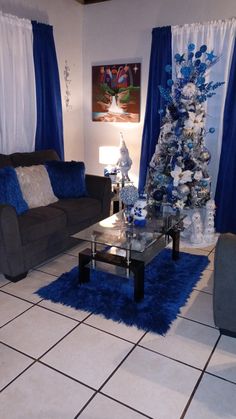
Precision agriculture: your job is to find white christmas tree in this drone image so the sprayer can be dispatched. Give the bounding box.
[146,43,224,211]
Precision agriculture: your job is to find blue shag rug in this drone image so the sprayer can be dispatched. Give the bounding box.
[36,249,209,335]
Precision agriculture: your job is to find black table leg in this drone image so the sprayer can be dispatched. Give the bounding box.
[78,249,91,283]
[131,260,145,302]
[170,228,180,260]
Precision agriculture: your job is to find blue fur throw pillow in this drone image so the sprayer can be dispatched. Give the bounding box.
[45,161,88,199]
[0,167,29,214]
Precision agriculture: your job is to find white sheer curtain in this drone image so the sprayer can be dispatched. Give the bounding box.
[172,19,236,194]
[0,12,36,154]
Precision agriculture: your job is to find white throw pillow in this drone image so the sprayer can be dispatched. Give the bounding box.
[16,165,58,208]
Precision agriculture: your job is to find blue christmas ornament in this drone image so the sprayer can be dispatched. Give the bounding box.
[188,43,195,51]
[153,189,164,202]
[187,142,193,149]
[195,51,202,58]
[200,179,209,187]
[175,54,185,64]
[158,109,164,115]
[167,79,174,86]
[195,59,201,67]
[209,127,215,133]
[180,66,191,78]
[175,126,182,136]
[174,53,181,61]
[166,182,174,197]
[188,52,194,60]
[206,50,217,62]
[165,64,172,73]
[200,45,207,53]
[197,76,205,85]
[199,63,207,72]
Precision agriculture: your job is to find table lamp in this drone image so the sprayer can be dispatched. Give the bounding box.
[99,146,119,181]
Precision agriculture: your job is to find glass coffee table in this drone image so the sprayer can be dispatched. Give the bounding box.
[73,210,185,302]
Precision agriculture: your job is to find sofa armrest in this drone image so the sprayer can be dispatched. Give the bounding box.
[0,204,25,277]
[213,233,236,334]
[85,174,111,218]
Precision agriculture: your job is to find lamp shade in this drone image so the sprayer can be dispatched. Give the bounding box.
[99,146,119,165]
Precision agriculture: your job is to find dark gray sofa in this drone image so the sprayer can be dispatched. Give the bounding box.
[213,233,236,336]
[0,149,111,281]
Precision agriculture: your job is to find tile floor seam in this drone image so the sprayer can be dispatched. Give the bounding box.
[0,302,36,329]
[76,391,155,419]
[0,359,36,394]
[32,268,59,277]
[36,322,82,361]
[38,360,97,392]
[0,340,36,361]
[192,288,213,295]
[179,333,221,419]
[0,282,10,288]
[83,320,147,345]
[74,331,149,418]
[0,288,45,305]
[177,314,218,330]
[99,392,155,419]
[204,369,236,386]
[34,300,85,323]
[137,343,203,373]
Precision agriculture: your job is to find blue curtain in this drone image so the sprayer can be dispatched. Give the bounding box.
[138,26,172,193]
[215,40,236,233]
[32,21,64,160]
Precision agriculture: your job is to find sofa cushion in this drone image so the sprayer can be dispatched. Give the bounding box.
[0,167,28,215]
[46,161,87,199]
[18,206,67,245]
[50,197,101,227]
[10,149,59,167]
[16,165,58,208]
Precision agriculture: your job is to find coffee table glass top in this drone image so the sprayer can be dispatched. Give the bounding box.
[73,210,184,254]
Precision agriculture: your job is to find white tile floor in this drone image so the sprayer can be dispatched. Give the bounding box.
[0,242,236,419]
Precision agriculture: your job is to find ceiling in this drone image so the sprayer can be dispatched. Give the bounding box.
[75,0,110,4]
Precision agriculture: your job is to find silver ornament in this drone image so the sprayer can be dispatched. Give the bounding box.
[177,184,190,198]
[200,149,211,164]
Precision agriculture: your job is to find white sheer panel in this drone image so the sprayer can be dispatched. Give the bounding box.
[0,12,36,154]
[172,19,236,195]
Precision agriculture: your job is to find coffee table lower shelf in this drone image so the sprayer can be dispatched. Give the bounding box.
[78,229,180,303]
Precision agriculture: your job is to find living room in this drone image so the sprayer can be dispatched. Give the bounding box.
[0,0,236,418]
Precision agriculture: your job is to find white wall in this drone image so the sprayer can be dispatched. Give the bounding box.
[83,0,236,183]
[0,0,84,161]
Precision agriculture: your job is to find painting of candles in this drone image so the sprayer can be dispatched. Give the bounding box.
[92,63,141,122]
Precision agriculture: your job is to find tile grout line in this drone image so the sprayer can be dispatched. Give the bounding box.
[74,331,149,419]
[95,392,155,419]
[0,359,37,394]
[0,302,38,330]
[204,370,236,386]
[177,314,218,330]
[137,344,204,373]
[0,288,44,305]
[180,333,221,419]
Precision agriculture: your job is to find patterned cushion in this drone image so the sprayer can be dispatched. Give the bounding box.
[45,161,87,199]
[0,167,28,214]
[16,165,58,208]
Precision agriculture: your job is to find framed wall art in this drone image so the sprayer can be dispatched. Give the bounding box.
[92,62,141,122]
